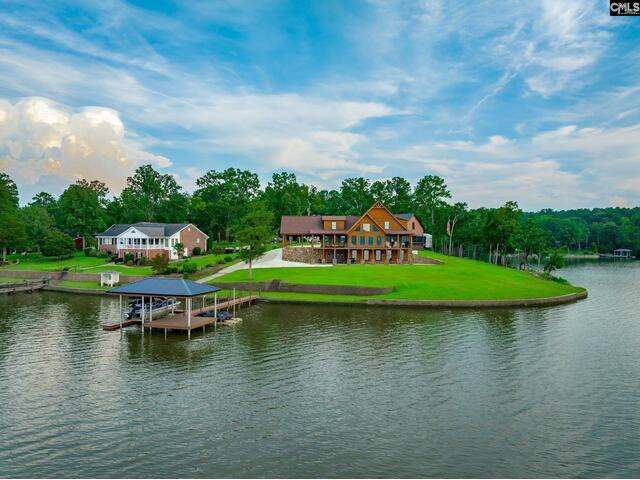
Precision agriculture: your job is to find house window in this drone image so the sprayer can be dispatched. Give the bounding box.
[331,221,337,230]
[196,237,200,243]
[412,222,416,230]
[352,250,357,259]
[368,236,373,245]
[373,226,378,232]
[377,236,382,246]
[375,250,381,261]
[359,236,364,246]
[355,226,361,232]
[351,236,356,246]
[363,223,370,232]
[384,221,390,229]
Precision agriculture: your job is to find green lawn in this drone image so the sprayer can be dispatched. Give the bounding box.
[53,280,111,290]
[0,277,27,283]
[1,252,108,272]
[213,251,583,301]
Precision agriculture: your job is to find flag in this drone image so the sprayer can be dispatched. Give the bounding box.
[446,218,451,236]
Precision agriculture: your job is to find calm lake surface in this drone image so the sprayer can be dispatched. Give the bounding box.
[0,261,639,478]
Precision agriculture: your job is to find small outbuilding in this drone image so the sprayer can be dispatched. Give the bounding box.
[613,249,633,258]
[99,270,120,287]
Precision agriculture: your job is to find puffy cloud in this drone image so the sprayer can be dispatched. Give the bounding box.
[0,97,170,197]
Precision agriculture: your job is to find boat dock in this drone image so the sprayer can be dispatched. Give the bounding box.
[102,294,259,332]
[0,279,48,295]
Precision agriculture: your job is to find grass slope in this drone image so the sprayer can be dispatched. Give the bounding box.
[214,251,583,301]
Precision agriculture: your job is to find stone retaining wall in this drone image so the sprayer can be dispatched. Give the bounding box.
[282,247,322,264]
[219,280,392,296]
[411,254,442,265]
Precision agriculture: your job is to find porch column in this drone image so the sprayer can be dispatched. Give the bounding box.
[188,297,192,327]
[149,296,153,324]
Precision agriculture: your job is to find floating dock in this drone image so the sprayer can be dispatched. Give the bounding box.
[0,280,48,295]
[102,294,259,332]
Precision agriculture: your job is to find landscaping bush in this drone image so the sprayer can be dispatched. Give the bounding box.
[180,261,197,274]
[165,265,179,274]
[124,252,134,263]
[113,257,123,264]
[136,256,150,266]
[224,255,234,263]
[211,244,225,254]
[205,263,214,268]
[151,253,169,275]
[126,260,134,266]
[83,247,95,257]
[192,246,201,256]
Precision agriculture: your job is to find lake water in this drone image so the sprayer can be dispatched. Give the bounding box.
[0,261,639,478]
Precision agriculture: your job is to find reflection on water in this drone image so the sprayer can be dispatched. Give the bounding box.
[0,261,639,478]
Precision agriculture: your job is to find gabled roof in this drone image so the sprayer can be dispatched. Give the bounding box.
[394,213,414,220]
[96,222,199,237]
[281,216,361,234]
[107,278,220,297]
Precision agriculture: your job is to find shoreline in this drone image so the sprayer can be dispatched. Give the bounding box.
[39,284,588,308]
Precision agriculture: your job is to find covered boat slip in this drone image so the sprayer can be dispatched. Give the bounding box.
[107,278,223,336]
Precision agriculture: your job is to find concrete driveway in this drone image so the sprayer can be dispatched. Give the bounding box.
[197,247,330,283]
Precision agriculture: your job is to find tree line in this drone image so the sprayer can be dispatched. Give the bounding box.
[1,165,639,261]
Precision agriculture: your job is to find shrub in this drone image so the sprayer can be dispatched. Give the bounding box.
[124,253,134,263]
[137,256,150,266]
[41,229,76,258]
[192,246,201,256]
[165,265,179,274]
[151,253,169,274]
[126,260,134,266]
[224,255,234,263]
[84,247,95,257]
[211,244,225,254]
[205,263,214,268]
[113,257,123,264]
[181,261,197,274]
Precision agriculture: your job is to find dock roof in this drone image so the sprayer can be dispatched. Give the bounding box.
[107,278,220,297]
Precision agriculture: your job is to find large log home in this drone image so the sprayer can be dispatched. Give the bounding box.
[280,202,423,264]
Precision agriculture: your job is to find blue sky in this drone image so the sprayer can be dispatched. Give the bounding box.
[0,0,639,209]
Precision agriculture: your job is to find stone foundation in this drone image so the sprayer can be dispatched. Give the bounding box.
[282,247,322,264]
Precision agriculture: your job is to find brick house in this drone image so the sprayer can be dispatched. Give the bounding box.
[96,223,208,260]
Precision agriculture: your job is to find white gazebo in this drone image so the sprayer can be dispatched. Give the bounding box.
[99,270,120,287]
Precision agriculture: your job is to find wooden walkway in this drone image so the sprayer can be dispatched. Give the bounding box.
[0,280,47,295]
[102,295,259,332]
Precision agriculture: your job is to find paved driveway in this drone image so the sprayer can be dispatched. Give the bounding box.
[197,247,330,283]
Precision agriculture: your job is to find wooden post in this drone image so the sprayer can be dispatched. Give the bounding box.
[141,296,145,333]
[214,293,217,330]
[188,297,192,328]
[233,288,236,318]
[149,296,153,324]
[119,295,122,329]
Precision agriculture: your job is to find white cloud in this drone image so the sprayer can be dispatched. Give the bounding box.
[0,97,170,197]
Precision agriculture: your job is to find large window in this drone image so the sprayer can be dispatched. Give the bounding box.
[384,221,390,229]
[331,221,337,230]
[363,223,370,232]
[351,236,356,246]
[368,235,373,245]
[359,236,364,246]
[377,236,382,246]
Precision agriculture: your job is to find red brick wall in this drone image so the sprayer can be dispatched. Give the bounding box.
[119,248,168,259]
[179,225,207,255]
[98,243,116,255]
